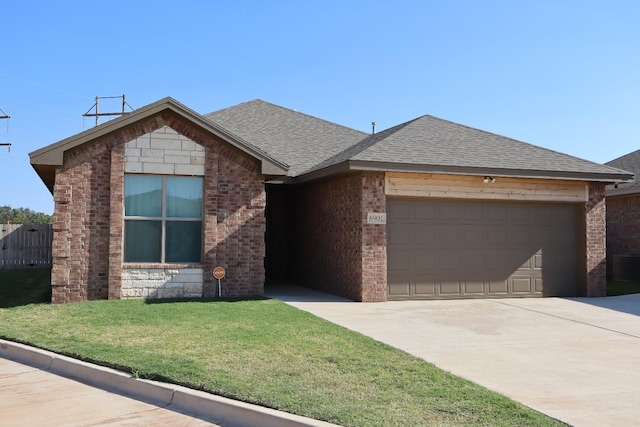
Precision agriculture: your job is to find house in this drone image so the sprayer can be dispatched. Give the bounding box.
[30,97,632,303]
[604,150,640,277]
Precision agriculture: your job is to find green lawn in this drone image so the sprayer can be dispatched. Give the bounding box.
[0,297,563,427]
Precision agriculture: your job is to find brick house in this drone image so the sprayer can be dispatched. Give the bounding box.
[30,97,632,303]
[604,150,640,277]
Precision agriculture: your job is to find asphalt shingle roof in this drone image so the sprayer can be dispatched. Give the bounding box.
[205,99,632,182]
[605,149,640,189]
[205,100,367,177]
[311,114,630,178]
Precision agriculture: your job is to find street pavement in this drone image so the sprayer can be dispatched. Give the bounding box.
[0,356,219,426]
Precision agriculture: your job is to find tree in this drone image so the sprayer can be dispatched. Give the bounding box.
[0,206,52,224]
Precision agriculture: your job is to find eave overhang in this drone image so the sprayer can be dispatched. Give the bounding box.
[290,160,635,185]
[29,97,289,193]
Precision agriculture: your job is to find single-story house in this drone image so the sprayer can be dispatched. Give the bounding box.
[30,97,633,303]
[604,150,640,277]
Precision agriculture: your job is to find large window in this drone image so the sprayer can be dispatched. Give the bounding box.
[124,175,203,263]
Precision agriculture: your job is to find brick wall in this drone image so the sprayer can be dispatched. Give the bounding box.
[585,182,606,296]
[51,141,111,303]
[606,193,640,277]
[51,113,266,303]
[202,141,266,298]
[292,172,386,301]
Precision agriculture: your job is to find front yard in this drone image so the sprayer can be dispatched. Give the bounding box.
[0,294,562,426]
[2,268,638,426]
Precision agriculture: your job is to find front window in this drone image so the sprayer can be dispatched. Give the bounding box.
[124,175,203,263]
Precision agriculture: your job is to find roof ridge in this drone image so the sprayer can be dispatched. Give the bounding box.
[206,99,368,136]
[301,117,422,174]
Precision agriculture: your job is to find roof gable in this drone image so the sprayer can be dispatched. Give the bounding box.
[30,97,289,191]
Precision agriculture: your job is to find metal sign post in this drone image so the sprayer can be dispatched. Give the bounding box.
[212,266,226,297]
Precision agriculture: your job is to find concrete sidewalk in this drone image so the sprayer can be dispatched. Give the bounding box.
[266,286,640,427]
[0,340,339,427]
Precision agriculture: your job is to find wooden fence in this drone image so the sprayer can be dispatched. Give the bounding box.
[0,224,53,269]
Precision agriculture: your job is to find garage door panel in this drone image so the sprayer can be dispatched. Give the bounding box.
[486,227,509,246]
[439,281,461,295]
[413,252,436,271]
[462,227,484,246]
[488,280,509,294]
[413,228,437,245]
[387,198,577,300]
[511,205,532,222]
[388,278,410,296]
[388,251,411,270]
[387,201,412,221]
[533,253,543,269]
[510,228,532,247]
[414,277,437,296]
[463,281,485,294]
[486,204,508,221]
[387,224,412,245]
[439,252,461,271]
[438,227,462,246]
[414,203,438,220]
[463,253,485,269]
[512,277,533,293]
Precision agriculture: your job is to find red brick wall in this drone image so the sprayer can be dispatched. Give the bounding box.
[606,194,640,254]
[292,172,386,301]
[606,193,640,276]
[50,113,266,303]
[585,183,606,296]
[202,141,266,297]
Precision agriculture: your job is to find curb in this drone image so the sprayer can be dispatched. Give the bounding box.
[0,339,340,427]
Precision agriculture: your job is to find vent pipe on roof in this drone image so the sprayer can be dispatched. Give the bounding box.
[371,121,376,134]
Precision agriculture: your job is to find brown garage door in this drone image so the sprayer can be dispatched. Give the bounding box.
[387,198,577,299]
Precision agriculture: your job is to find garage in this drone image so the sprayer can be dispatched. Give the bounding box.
[387,197,578,299]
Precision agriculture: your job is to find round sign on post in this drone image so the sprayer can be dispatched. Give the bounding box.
[213,266,225,280]
[213,266,225,297]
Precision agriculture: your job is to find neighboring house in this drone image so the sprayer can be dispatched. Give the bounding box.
[604,150,640,277]
[30,97,632,303]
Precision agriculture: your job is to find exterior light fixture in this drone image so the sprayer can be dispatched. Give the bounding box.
[483,176,496,183]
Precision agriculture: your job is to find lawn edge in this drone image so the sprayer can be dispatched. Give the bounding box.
[0,339,340,427]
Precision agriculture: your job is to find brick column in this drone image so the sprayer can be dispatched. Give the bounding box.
[108,145,125,299]
[50,180,72,303]
[202,148,219,297]
[361,172,387,302]
[586,183,606,297]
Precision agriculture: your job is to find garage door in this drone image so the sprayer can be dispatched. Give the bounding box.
[387,198,577,299]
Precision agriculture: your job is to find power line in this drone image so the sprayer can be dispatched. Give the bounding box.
[0,73,93,101]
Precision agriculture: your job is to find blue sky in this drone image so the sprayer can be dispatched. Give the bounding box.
[1,1,639,214]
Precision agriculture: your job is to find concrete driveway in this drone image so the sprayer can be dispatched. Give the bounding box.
[267,286,640,427]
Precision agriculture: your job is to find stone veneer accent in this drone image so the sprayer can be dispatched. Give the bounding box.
[51,113,266,303]
[124,126,205,175]
[121,268,203,299]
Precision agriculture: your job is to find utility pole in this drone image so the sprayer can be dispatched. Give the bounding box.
[0,107,10,152]
[82,95,133,126]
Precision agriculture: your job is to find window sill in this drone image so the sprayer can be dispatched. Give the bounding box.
[124,263,204,270]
